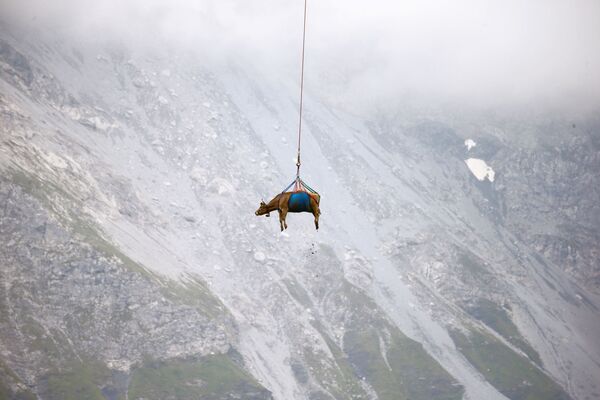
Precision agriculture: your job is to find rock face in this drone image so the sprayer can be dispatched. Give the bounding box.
[0,173,264,399]
[495,130,600,292]
[1,17,600,400]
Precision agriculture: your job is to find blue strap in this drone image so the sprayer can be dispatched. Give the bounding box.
[281,180,296,194]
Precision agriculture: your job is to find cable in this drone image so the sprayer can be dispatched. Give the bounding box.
[295,0,308,179]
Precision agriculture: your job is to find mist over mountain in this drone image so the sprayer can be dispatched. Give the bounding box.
[1,2,599,400]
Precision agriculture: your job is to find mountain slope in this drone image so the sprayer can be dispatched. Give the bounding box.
[1,21,599,400]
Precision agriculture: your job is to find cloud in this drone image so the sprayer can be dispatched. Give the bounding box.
[307,0,600,111]
[2,0,599,112]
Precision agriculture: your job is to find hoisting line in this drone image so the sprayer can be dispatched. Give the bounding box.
[295,0,308,183]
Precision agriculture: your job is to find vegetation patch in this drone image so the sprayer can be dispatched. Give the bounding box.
[344,327,463,400]
[457,251,493,282]
[302,322,368,400]
[128,354,270,400]
[21,317,66,361]
[43,360,112,400]
[6,168,77,227]
[463,298,541,365]
[450,328,571,400]
[0,361,36,400]
[160,277,226,319]
[0,381,36,400]
[70,218,156,280]
[340,282,463,400]
[8,168,225,320]
[7,169,149,277]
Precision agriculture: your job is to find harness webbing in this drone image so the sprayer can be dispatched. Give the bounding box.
[281,177,319,195]
[281,180,296,194]
[299,179,318,194]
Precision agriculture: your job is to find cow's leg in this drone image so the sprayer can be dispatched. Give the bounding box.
[278,210,284,231]
[279,201,290,231]
[281,209,288,230]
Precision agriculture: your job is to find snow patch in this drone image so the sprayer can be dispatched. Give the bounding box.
[465,158,495,182]
[465,139,476,151]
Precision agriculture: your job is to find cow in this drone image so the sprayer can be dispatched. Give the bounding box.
[255,191,320,231]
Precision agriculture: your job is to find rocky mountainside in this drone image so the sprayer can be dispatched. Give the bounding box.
[1,19,600,400]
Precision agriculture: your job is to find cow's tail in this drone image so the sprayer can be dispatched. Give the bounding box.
[309,193,321,215]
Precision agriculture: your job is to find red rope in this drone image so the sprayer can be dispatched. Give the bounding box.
[296,0,308,179]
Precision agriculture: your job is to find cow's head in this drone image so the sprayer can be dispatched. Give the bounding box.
[255,200,270,217]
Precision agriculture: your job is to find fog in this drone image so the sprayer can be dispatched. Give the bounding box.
[2,0,600,112]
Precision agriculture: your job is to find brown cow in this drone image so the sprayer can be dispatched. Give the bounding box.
[255,191,320,231]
